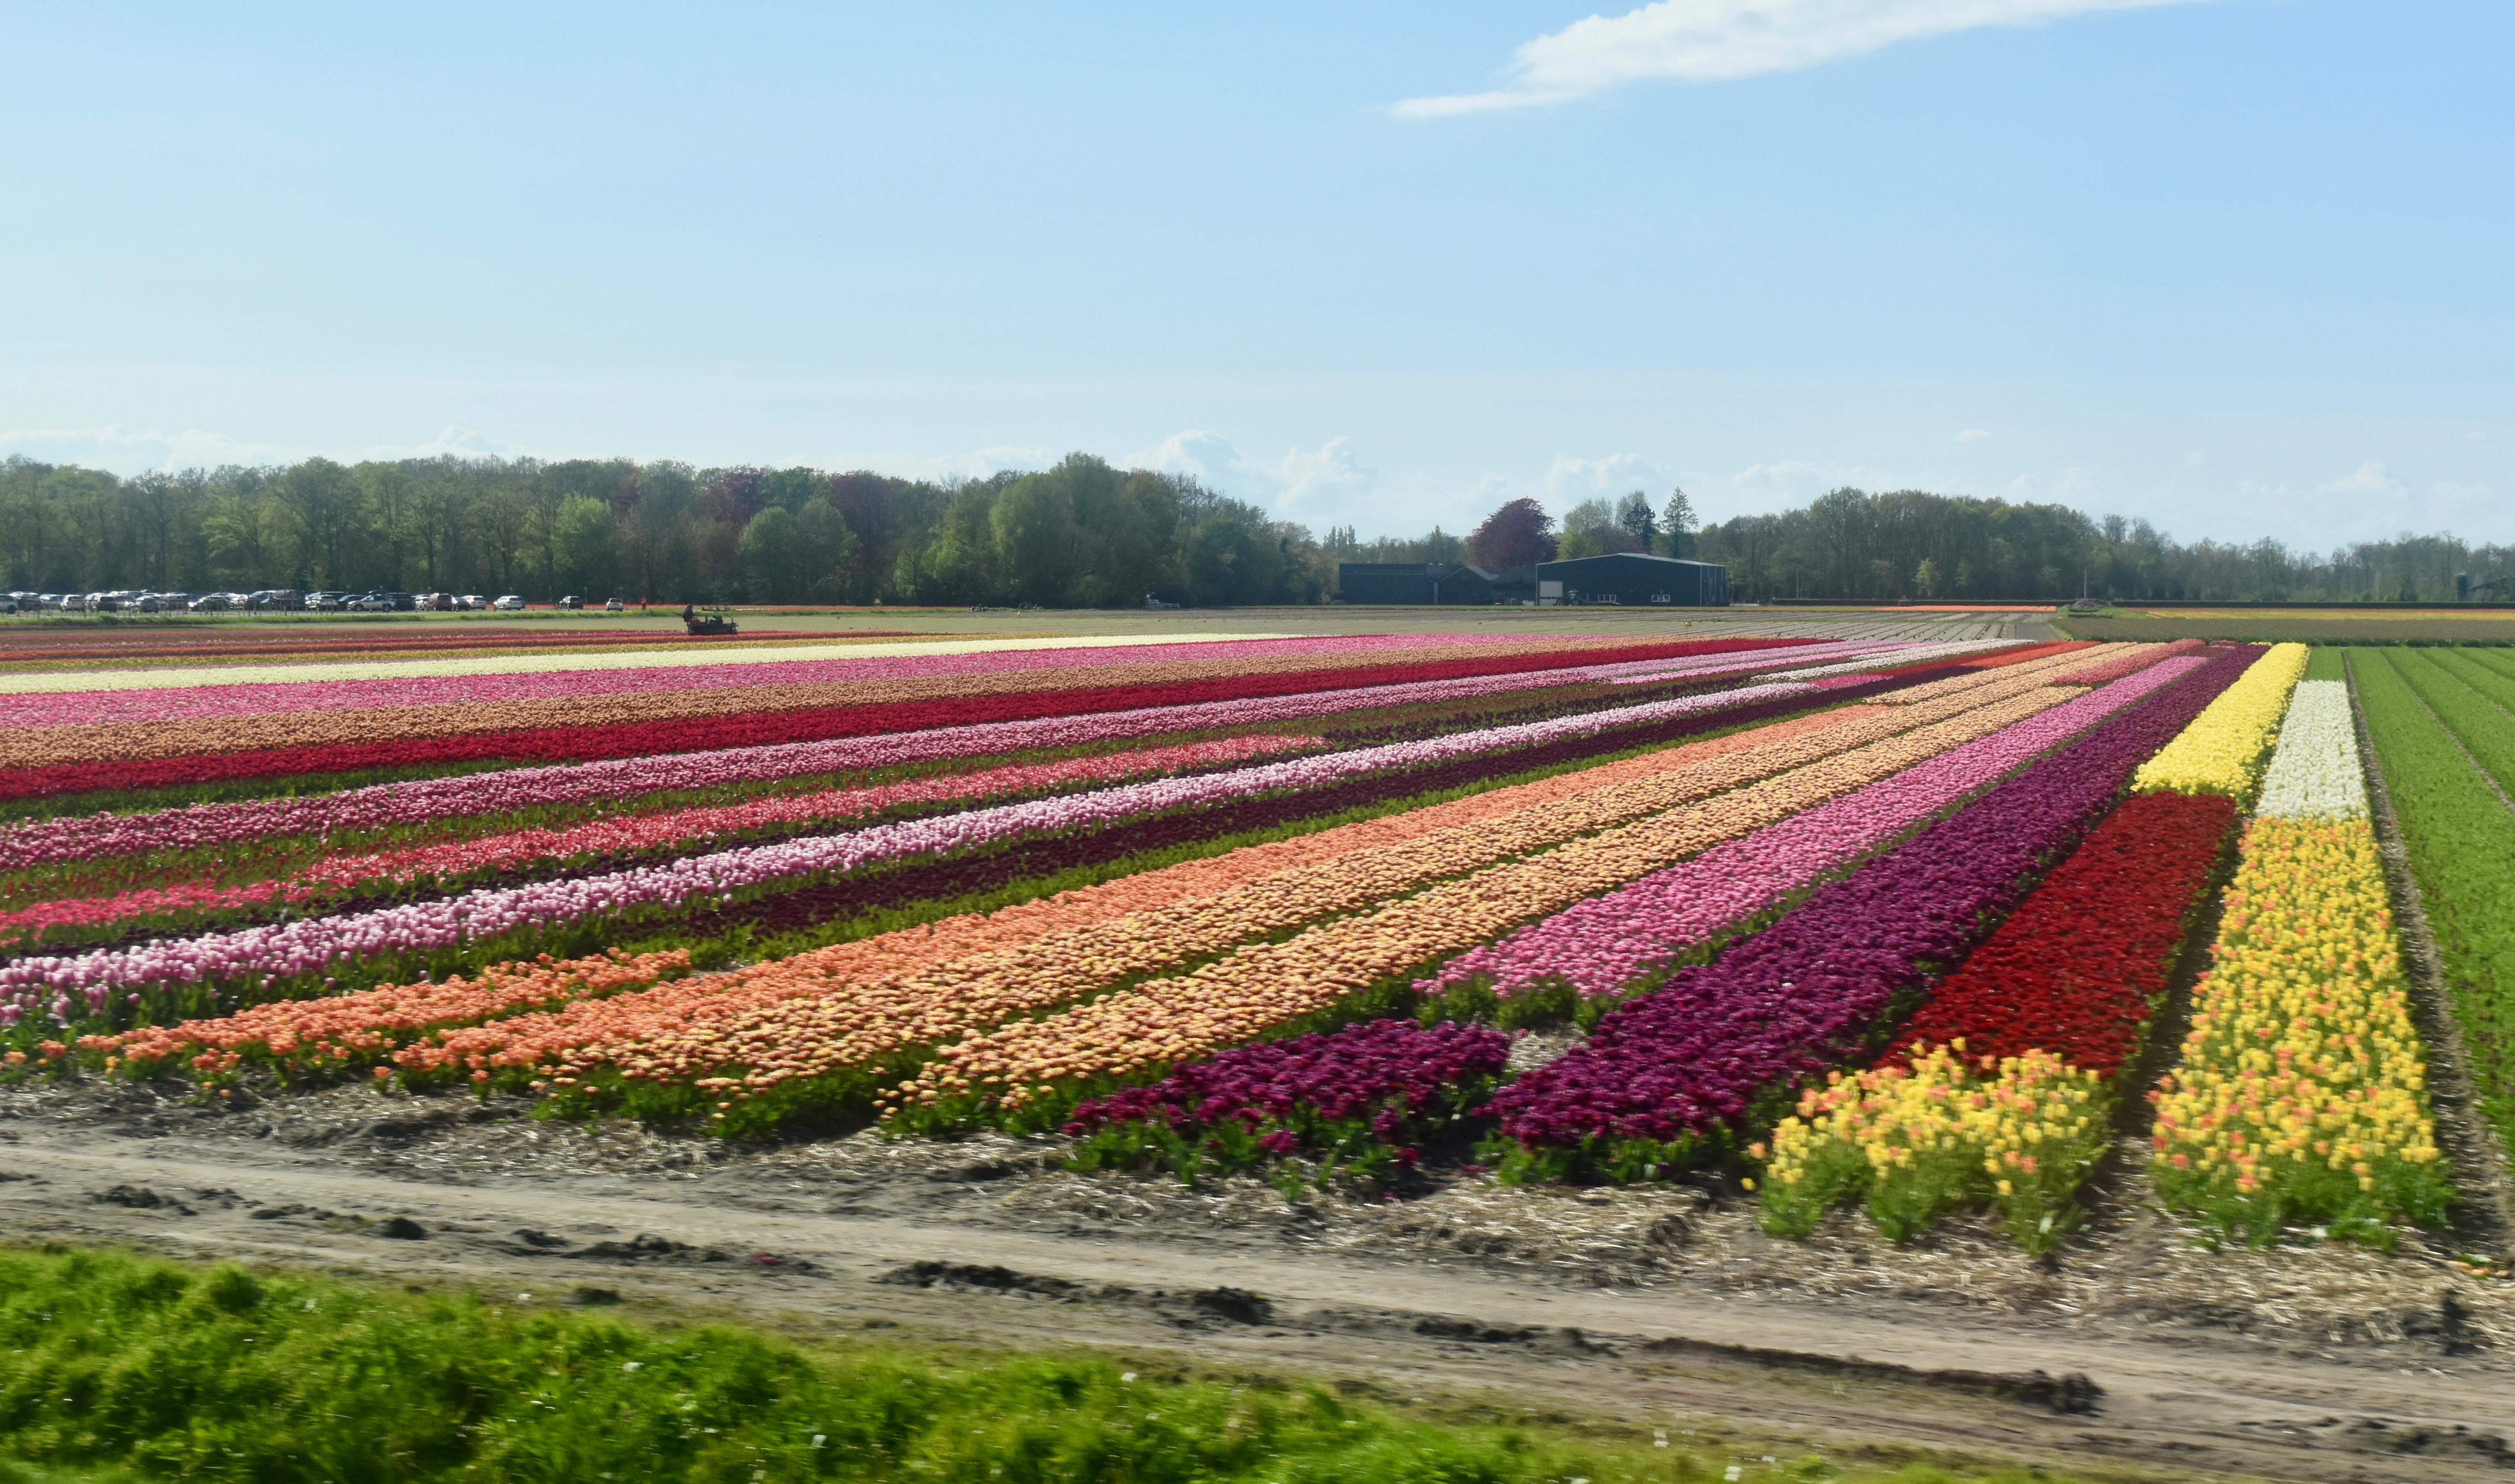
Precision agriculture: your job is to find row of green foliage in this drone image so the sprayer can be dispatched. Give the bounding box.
[2056,616,2515,647]
[1,1244,2106,1484]
[2351,649,2515,1159]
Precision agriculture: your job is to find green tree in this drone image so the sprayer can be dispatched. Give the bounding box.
[552,494,621,598]
[794,497,863,602]
[1616,490,1656,549]
[1914,557,1941,598]
[1554,498,1628,560]
[276,457,363,589]
[738,506,801,602]
[1659,488,1698,559]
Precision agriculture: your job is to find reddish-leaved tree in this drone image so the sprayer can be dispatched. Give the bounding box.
[1467,498,1558,570]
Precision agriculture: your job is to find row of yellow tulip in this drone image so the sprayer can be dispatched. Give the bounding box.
[1754,1043,2109,1255]
[2130,642,2309,802]
[2148,813,2451,1241]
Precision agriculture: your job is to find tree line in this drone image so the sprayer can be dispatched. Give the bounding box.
[3,452,2505,605]
[0,453,1328,608]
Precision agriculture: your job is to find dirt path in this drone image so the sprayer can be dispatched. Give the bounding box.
[5,1094,2509,1483]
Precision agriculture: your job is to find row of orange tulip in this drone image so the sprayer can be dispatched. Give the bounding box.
[874,688,2073,1125]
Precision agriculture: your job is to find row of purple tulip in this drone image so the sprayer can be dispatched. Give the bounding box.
[1484,645,2261,1171]
[1426,651,2207,1002]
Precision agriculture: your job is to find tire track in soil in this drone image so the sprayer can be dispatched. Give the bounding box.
[0,1117,2509,1484]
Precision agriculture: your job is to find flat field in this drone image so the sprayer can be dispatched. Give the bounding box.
[4,615,2510,1483]
[2057,606,2515,645]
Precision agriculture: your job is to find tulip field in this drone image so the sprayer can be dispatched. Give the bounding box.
[1,619,2502,1258]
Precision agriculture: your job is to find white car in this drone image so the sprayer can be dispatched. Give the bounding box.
[454,594,487,610]
[187,593,230,612]
[492,595,526,611]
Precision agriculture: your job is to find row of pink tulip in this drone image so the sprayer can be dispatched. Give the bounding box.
[0,680,1822,1026]
[1425,654,2207,1000]
[0,641,1904,869]
[12,632,1550,727]
[0,735,1310,950]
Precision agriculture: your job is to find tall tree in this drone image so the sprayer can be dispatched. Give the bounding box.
[1466,498,1557,570]
[1659,488,1697,559]
[276,457,362,589]
[1616,490,1656,549]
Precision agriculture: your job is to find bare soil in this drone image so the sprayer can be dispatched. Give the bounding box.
[6,1074,2511,1483]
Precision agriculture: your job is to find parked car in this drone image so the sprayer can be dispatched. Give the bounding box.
[604,598,624,612]
[492,595,526,611]
[248,590,302,611]
[454,594,487,610]
[414,592,453,611]
[348,593,392,612]
[382,591,415,611]
[556,595,583,610]
[187,593,229,612]
[304,591,345,611]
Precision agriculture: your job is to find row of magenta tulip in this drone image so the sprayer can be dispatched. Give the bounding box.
[1484,646,2255,1181]
[1425,648,2200,1002]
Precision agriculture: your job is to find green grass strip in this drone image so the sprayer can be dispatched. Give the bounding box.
[2388,651,2515,798]
[0,1244,2092,1484]
[2352,650,2515,1160]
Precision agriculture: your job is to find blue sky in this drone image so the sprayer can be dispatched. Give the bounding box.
[5,1,2509,548]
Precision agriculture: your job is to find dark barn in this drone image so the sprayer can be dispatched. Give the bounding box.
[1534,553,1730,607]
[1337,563,1533,604]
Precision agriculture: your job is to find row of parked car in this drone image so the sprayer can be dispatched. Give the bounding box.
[0,590,627,614]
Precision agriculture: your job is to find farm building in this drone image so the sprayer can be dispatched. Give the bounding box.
[1534,553,1729,607]
[1337,563,1536,604]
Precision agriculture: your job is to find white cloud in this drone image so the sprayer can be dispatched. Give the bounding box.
[1130,429,1378,519]
[0,423,304,471]
[1393,0,2213,118]
[2318,461,2409,500]
[898,444,1060,483]
[0,422,522,473]
[1543,452,1666,504]
[2430,481,2493,503]
[1271,437,1376,513]
[2004,465,2099,501]
[1135,430,1246,487]
[1955,428,1991,442]
[1727,458,1899,508]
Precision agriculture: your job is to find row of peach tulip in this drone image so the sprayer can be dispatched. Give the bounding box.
[66,708,1867,1082]
[873,689,2076,1126]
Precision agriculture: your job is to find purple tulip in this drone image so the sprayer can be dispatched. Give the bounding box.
[1487,646,2262,1165]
